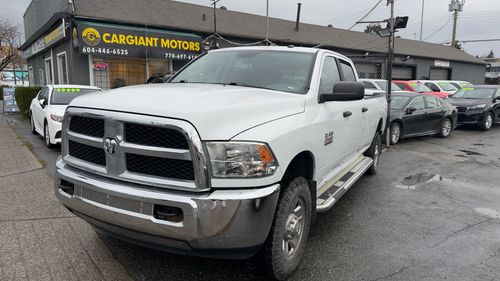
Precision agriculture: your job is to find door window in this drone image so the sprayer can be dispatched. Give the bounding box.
[425,82,440,92]
[339,61,356,81]
[425,96,441,109]
[44,58,53,85]
[318,57,341,94]
[57,52,68,84]
[408,96,425,110]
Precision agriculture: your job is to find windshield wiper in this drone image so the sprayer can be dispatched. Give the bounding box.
[224,82,275,91]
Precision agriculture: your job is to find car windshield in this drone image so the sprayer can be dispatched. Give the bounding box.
[390,96,411,109]
[374,81,402,91]
[437,82,458,91]
[51,88,100,105]
[452,88,496,99]
[170,50,315,94]
[409,82,431,93]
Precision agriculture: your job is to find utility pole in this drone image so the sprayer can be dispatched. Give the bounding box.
[211,0,221,34]
[449,0,464,48]
[385,0,395,147]
[419,0,424,41]
[265,0,269,45]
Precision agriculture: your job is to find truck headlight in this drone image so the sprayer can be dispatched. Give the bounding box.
[206,142,278,178]
[469,104,486,110]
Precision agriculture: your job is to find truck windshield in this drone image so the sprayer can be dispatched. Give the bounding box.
[171,50,315,94]
[51,88,101,105]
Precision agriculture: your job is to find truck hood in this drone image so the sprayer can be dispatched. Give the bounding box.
[69,83,306,140]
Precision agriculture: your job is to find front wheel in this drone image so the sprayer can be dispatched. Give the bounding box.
[44,123,54,148]
[438,117,453,138]
[390,122,401,145]
[30,113,37,135]
[479,112,493,131]
[365,132,381,175]
[261,177,311,280]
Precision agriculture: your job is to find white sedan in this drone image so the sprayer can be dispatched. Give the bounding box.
[29,85,102,148]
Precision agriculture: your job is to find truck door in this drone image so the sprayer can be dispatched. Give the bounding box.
[316,56,364,175]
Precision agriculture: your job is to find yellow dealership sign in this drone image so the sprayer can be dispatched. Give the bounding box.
[77,21,202,60]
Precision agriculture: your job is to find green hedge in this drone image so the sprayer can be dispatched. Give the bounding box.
[14,86,42,118]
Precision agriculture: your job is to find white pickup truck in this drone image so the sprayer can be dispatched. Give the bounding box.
[54,46,387,280]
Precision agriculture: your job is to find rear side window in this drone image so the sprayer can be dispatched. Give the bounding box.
[408,96,425,110]
[319,57,341,94]
[363,81,377,89]
[339,61,356,81]
[396,82,412,91]
[425,96,441,109]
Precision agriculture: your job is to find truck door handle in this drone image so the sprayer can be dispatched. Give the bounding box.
[362,107,368,113]
[343,111,352,118]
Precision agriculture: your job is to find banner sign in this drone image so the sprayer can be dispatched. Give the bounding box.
[2,87,19,114]
[23,20,66,58]
[76,21,202,60]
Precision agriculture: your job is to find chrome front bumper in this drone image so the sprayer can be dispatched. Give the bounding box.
[54,159,280,259]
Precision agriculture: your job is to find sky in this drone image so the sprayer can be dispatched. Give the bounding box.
[1,0,499,57]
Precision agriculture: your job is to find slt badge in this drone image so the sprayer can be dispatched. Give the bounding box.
[104,138,118,155]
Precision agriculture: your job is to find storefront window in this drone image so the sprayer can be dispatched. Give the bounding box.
[92,57,172,90]
[44,58,53,85]
[57,52,68,84]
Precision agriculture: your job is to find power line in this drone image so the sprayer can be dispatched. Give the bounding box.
[348,0,383,30]
[424,19,451,40]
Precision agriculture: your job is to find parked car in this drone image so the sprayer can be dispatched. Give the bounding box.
[53,46,388,280]
[146,72,175,84]
[393,80,449,99]
[29,85,102,147]
[415,80,458,95]
[389,92,457,144]
[447,85,500,131]
[360,78,403,96]
[448,80,474,91]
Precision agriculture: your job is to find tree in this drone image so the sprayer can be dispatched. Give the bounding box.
[364,23,382,34]
[487,49,495,58]
[0,19,20,72]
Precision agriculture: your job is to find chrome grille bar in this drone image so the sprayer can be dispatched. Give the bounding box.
[61,107,209,192]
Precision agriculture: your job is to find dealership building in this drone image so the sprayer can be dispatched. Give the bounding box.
[20,0,487,89]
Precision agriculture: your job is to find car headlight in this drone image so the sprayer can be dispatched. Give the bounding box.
[50,114,64,122]
[469,104,486,110]
[206,142,278,178]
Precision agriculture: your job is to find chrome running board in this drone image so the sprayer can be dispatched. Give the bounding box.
[316,156,373,212]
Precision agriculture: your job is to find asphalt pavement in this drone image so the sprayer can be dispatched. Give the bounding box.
[2,113,500,281]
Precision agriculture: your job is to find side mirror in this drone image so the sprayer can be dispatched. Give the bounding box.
[39,99,46,108]
[406,107,416,114]
[319,81,364,103]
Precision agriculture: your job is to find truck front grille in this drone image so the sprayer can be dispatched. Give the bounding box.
[68,140,106,166]
[456,106,468,112]
[62,108,208,191]
[124,123,189,149]
[126,153,195,180]
[69,116,104,137]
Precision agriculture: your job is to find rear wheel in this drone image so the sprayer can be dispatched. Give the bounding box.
[261,177,311,281]
[438,117,453,138]
[479,112,493,131]
[390,122,401,145]
[44,122,54,148]
[365,132,381,175]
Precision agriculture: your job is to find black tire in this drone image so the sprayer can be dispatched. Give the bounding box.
[479,112,493,131]
[390,122,401,145]
[438,117,453,138]
[30,113,37,135]
[261,177,312,281]
[365,132,381,175]
[44,122,54,148]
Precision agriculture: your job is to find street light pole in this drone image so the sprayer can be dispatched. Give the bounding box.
[385,0,395,147]
[266,0,269,45]
[419,0,425,41]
